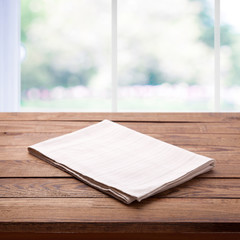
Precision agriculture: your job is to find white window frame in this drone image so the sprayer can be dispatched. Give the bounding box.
[111,0,118,112]
[0,0,221,112]
[0,0,20,112]
[214,0,220,112]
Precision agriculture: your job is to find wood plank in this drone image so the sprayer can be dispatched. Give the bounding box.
[1,232,240,240]
[0,112,240,122]
[0,178,239,198]
[1,233,240,240]
[0,121,240,134]
[0,160,69,177]
[0,159,238,178]
[1,146,240,161]
[0,198,239,233]
[0,147,239,178]
[0,114,239,236]
[1,132,240,148]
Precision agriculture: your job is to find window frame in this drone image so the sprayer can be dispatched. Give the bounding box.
[0,0,20,112]
[0,0,221,112]
[214,0,220,111]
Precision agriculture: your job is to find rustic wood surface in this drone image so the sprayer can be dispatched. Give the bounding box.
[0,113,239,239]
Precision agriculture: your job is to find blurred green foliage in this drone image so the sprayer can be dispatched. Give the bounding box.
[21,0,45,43]
[192,0,232,47]
[21,0,101,94]
[192,0,240,86]
[21,0,239,95]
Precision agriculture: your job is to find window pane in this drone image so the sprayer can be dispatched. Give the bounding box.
[21,0,111,111]
[118,0,214,112]
[221,0,240,111]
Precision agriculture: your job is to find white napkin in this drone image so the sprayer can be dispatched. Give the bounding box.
[28,120,215,204]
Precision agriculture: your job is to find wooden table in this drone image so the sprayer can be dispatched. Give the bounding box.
[0,113,239,240]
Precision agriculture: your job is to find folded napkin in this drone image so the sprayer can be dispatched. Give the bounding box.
[28,120,215,204]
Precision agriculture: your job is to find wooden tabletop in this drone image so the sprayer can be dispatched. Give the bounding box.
[0,113,239,240]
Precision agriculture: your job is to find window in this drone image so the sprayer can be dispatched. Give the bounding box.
[0,0,239,112]
[221,0,240,111]
[0,0,20,111]
[118,0,214,111]
[21,0,111,111]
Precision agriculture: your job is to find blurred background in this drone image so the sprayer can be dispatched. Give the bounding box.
[21,0,240,111]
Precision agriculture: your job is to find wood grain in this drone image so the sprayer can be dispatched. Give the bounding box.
[1,146,240,161]
[0,121,240,134]
[0,198,239,233]
[1,233,240,240]
[1,112,240,122]
[0,160,69,177]
[0,159,239,178]
[1,132,240,148]
[0,178,239,198]
[0,113,239,237]
[0,147,239,178]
